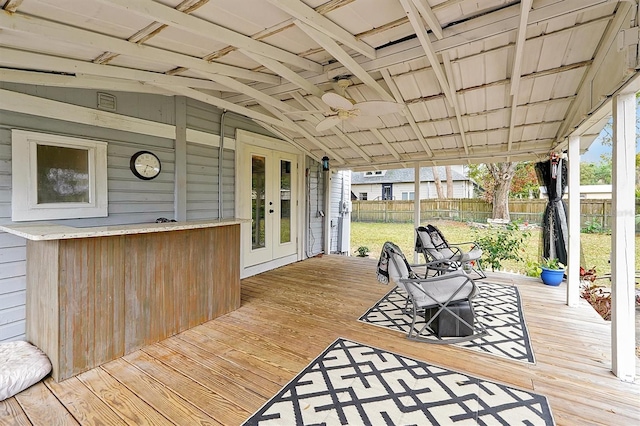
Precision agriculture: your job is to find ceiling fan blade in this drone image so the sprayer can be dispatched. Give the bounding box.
[322,92,354,110]
[355,100,404,116]
[350,115,383,129]
[315,116,342,132]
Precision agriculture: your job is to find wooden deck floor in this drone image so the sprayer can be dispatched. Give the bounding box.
[2,255,639,425]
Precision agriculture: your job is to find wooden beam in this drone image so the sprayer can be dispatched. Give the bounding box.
[95,0,322,73]
[410,0,443,39]
[294,92,372,163]
[2,0,23,13]
[441,52,469,155]
[153,85,297,131]
[368,128,402,161]
[0,69,173,95]
[240,50,323,98]
[380,69,433,157]
[259,103,346,164]
[267,0,376,60]
[507,0,532,152]
[0,12,279,85]
[253,124,321,162]
[295,21,393,102]
[325,0,612,82]
[557,1,633,139]
[399,0,454,106]
[0,48,232,92]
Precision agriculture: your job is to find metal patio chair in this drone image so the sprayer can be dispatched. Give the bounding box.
[415,224,486,279]
[378,242,487,344]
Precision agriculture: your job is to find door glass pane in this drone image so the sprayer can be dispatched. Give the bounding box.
[252,155,266,249]
[37,144,90,204]
[280,160,291,244]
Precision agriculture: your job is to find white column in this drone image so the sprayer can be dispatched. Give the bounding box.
[323,169,332,255]
[567,135,580,307]
[611,91,636,382]
[414,162,421,263]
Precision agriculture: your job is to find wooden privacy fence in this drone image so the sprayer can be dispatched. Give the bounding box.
[351,199,632,230]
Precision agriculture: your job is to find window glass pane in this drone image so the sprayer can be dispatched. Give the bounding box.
[280,160,291,244]
[37,145,89,204]
[252,155,266,249]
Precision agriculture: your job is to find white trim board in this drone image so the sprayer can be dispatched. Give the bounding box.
[0,89,233,148]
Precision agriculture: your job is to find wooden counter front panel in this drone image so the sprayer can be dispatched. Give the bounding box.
[27,224,240,381]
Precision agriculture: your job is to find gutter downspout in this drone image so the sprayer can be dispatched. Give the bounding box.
[218,109,226,219]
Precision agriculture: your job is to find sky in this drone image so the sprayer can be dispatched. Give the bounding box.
[579,113,640,163]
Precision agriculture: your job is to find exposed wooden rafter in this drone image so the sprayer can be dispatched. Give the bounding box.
[380,69,433,157]
[267,0,376,60]
[1,0,23,13]
[291,93,372,163]
[94,0,322,73]
[0,12,279,85]
[259,103,346,164]
[507,0,533,152]
[294,21,393,102]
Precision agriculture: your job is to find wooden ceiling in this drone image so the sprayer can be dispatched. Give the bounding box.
[0,0,637,170]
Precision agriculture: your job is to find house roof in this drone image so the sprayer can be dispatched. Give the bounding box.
[351,167,468,184]
[0,0,637,170]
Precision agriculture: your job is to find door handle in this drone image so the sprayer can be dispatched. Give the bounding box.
[269,209,274,213]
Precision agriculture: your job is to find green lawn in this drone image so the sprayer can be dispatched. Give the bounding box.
[351,220,640,277]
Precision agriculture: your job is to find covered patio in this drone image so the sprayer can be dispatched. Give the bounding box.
[0,0,638,423]
[2,255,638,425]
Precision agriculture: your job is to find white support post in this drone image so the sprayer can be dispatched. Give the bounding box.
[323,169,332,255]
[611,91,636,382]
[414,162,421,264]
[567,135,581,307]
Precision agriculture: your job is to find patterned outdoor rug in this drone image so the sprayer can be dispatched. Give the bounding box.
[359,281,535,364]
[242,338,554,425]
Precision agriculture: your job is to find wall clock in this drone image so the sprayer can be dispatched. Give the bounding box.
[130,150,161,180]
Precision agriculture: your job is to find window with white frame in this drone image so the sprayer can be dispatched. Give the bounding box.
[11,130,108,221]
[364,170,386,177]
[401,191,415,200]
[359,192,368,200]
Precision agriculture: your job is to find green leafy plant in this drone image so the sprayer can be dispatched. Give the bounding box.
[581,220,604,234]
[540,257,565,270]
[524,259,542,277]
[473,221,531,271]
[355,246,370,257]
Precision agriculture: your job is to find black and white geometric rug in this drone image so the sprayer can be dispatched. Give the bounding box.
[359,281,535,364]
[242,338,554,425]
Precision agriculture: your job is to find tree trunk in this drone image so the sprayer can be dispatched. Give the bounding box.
[432,166,444,198]
[445,166,453,198]
[487,162,517,220]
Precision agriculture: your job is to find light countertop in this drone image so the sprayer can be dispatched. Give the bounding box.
[0,218,248,241]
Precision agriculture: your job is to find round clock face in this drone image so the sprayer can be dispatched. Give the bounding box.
[130,151,161,180]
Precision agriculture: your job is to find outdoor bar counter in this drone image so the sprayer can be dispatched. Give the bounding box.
[0,219,244,381]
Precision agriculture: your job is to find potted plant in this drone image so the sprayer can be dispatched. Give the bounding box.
[539,257,565,286]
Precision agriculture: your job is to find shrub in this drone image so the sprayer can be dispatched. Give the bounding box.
[355,246,370,257]
[581,220,605,234]
[473,221,531,271]
[524,259,542,277]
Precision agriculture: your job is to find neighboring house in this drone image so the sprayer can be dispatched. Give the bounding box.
[351,167,477,200]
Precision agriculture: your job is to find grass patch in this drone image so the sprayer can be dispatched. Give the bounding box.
[351,220,639,276]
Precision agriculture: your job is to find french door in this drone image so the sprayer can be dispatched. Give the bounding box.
[241,145,297,267]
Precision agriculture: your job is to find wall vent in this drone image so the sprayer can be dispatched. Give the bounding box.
[97,92,117,111]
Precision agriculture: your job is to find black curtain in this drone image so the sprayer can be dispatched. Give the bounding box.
[535,156,568,265]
